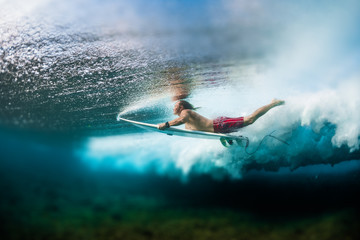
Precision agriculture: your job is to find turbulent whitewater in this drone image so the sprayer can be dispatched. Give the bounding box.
[1,0,360,178]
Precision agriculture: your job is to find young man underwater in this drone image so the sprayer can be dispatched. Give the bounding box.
[158,99,285,133]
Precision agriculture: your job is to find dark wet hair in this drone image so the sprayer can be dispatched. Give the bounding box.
[178,100,198,110]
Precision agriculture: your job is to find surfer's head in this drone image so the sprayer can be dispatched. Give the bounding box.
[173,100,195,115]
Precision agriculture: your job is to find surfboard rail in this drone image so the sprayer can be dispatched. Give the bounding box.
[118,117,248,143]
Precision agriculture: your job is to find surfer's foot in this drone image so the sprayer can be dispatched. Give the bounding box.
[271,99,285,107]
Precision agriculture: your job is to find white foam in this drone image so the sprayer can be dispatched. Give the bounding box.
[81,132,231,177]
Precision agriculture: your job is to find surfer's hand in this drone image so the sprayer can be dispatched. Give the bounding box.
[158,123,166,130]
[158,122,170,130]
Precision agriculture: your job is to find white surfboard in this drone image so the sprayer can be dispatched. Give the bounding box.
[118,117,249,147]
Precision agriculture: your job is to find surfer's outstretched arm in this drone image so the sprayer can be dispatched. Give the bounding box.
[243,99,285,127]
[158,110,190,130]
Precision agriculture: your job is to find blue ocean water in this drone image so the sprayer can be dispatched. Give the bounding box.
[1,0,360,239]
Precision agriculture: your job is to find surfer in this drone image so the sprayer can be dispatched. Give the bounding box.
[158,99,285,133]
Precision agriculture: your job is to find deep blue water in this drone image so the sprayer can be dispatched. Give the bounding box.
[1,0,360,238]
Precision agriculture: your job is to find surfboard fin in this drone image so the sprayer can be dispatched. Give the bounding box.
[220,137,234,147]
[220,137,228,147]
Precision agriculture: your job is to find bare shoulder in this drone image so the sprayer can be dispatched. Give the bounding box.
[180,109,192,117]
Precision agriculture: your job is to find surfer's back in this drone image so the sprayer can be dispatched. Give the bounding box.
[182,109,214,132]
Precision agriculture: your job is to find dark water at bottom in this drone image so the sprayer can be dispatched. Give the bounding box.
[1,128,359,240]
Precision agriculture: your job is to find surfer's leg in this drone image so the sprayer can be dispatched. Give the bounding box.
[243,99,285,126]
